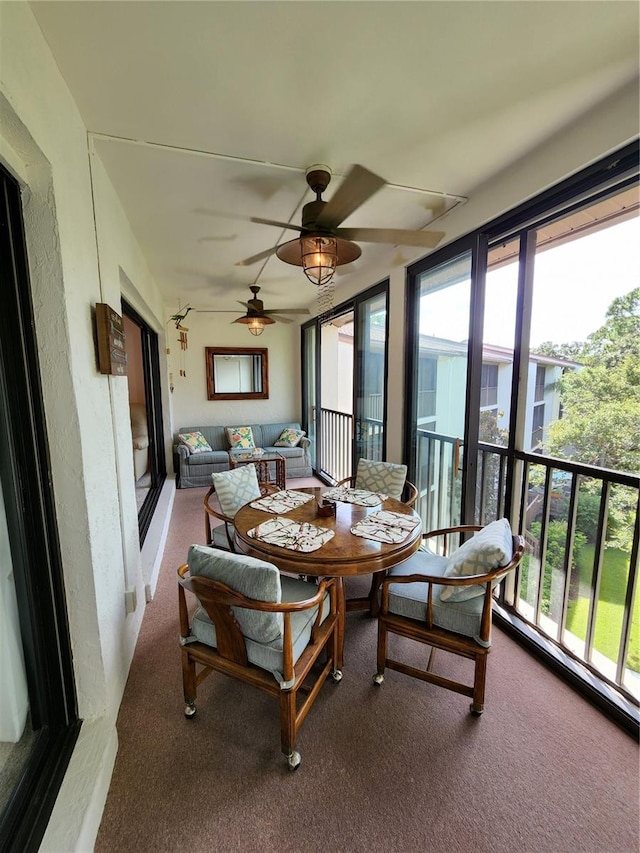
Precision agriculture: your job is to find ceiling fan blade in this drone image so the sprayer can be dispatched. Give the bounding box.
[251,216,304,232]
[336,227,445,249]
[235,245,280,266]
[262,308,310,316]
[315,164,386,229]
[269,315,294,324]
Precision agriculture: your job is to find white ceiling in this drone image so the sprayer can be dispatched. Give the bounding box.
[30,1,639,316]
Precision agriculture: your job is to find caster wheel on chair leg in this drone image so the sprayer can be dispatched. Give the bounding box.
[286,751,301,771]
[470,703,484,717]
[373,673,384,686]
[331,668,343,683]
[184,702,197,718]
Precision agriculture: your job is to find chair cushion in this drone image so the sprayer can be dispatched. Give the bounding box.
[212,465,261,518]
[178,431,213,454]
[386,549,489,647]
[188,545,282,642]
[274,427,305,447]
[190,573,330,687]
[226,426,255,449]
[210,523,234,551]
[355,458,407,500]
[189,449,231,466]
[440,518,513,602]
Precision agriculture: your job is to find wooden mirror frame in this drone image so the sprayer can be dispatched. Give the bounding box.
[205,347,269,400]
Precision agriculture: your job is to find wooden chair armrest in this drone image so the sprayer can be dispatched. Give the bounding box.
[402,480,418,507]
[204,483,279,522]
[421,524,483,556]
[203,486,234,524]
[203,483,280,546]
[334,476,355,489]
[335,477,417,507]
[259,483,280,495]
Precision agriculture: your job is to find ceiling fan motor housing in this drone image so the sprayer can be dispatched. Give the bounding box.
[301,198,329,231]
[247,285,265,314]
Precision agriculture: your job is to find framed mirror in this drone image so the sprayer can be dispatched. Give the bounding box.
[206,347,269,400]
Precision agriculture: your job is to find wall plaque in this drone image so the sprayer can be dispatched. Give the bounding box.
[96,303,127,376]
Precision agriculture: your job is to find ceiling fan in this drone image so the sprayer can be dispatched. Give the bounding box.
[197,285,309,336]
[236,164,446,284]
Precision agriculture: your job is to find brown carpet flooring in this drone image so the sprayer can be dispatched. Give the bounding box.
[95,483,640,853]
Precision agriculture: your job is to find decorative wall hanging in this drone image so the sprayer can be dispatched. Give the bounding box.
[96,302,127,375]
[169,304,191,377]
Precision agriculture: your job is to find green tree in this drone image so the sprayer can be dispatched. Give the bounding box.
[533,340,586,361]
[540,287,639,551]
[543,287,640,475]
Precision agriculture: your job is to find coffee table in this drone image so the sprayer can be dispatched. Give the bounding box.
[228,449,286,490]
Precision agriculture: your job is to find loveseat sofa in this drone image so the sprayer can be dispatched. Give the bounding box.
[174,421,312,488]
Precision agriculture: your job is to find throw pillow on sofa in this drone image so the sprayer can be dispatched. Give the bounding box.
[274,428,305,448]
[226,426,255,449]
[178,431,213,454]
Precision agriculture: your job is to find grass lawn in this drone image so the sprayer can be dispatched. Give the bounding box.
[566,544,640,672]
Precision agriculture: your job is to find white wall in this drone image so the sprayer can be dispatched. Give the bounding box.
[166,310,301,431]
[0,4,172,850]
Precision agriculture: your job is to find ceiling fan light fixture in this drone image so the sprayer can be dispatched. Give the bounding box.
[276,233,362,286]
[301,235,338,286]
[235,313,275,336]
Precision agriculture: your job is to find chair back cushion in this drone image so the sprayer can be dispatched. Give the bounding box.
[212,464,261,517]
[440,518,513,602]
[356,458,407,500]
[188,544,282,642]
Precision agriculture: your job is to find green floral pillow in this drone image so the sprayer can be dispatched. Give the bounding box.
[178,431,212,455]
[274,428,305,448]
[226,426,255,449]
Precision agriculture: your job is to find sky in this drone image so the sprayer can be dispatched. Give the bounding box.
[420,216,639,349]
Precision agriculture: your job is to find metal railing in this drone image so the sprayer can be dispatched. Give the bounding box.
[510,451,639,702]
[319,408,385,483]
[412,428,640,702]
[319,408,352,483]
[414,429,461,532]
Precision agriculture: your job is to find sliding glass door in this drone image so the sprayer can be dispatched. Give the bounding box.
[122,301,166,545]
[301,280,389,483]
[405,144,639,724]
[353,283,388,468]
[406,238,487,531]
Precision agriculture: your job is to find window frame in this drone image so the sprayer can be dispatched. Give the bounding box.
[0,165,80,853]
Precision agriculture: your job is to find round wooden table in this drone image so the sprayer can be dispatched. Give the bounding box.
[234,487,422,667]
